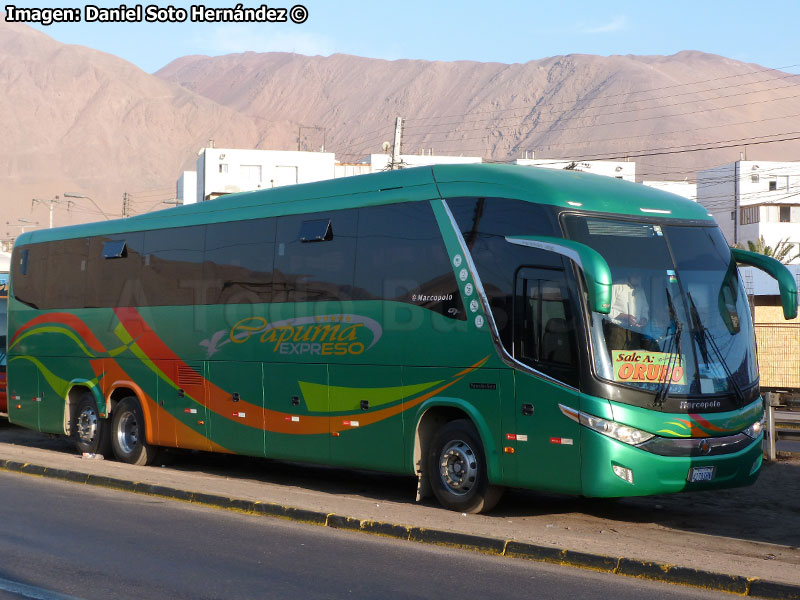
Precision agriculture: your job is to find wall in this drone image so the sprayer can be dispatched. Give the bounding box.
[641,180,696,200]
[696,163,736,242]
[176,171,197,205]
[196,148,337,201]
[515,158,636,182]
[368,153,482,171]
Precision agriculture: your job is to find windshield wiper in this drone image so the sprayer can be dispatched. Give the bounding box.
[687,292,746,406]
[654,288,683,408]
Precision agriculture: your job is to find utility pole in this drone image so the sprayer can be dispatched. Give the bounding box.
[390,116,403,170]
[32,196,72,228]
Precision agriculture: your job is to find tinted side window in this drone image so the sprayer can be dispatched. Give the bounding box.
[12,244,49,309]
[204,218,276,304]
[355,202,464,319]
[143,226,206,306]
[515,266,578,386]
[274,210,358,303]
[87,232,144,308]
[447,197,561,348]
[44,238,89,309]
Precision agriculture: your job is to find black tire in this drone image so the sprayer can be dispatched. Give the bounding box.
[111,397,157,466]
[427,419,504,513]
[72,393,111,457]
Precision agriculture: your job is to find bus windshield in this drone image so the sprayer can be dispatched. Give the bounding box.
[563,215,757,399]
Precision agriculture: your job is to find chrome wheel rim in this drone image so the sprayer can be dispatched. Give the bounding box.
[76,406,98,445]
[438,439,478,496]
[116,411,140,456]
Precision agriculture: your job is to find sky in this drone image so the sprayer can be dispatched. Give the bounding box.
[10,0,800,74]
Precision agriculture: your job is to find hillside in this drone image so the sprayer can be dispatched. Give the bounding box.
[156,50,800,174]
[4,13,800,235]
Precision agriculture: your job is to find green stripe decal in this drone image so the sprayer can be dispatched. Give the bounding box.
[10,355,100,399]
[299,380,444,413]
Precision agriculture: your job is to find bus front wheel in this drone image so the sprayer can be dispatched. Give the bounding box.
[428,419,503,513]
[111,397,157,466]
[72,393,111,457]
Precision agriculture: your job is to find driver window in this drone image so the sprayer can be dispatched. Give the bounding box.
[515,267,578,387]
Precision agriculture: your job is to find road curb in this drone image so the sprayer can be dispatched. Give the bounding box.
[1,458,798,599]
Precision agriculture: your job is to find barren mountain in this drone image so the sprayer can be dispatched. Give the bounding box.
[4,13,800,237]
[0,15,294,233]
[156,50,800,175]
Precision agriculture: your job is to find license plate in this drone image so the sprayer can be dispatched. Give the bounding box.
[687,466,716,482]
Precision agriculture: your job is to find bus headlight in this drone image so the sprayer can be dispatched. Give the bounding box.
[743,416,765,439]
[579,413,655,446]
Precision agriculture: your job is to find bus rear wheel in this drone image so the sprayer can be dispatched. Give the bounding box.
[111,397,157,466]
[428,419,503,513]
[72,393,111,457]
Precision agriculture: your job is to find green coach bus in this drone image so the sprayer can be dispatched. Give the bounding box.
[7,164,796,512]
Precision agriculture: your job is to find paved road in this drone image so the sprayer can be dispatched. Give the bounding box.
[0,472,737,600]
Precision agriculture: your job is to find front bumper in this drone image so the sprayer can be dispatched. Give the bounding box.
[580,428,763,497]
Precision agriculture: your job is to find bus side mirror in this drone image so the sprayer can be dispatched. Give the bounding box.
[731,247,798,320]
[505,235,612,314]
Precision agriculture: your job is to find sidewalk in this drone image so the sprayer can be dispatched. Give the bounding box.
[1,423,798,598]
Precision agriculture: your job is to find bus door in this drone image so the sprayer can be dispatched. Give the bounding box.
[328,365,405,472]
[206,362,265,456]
[7,358,39,430]
[264,363,330,464]
[511,266,582,493]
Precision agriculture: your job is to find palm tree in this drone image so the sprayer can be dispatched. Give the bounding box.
[737,236,800,264]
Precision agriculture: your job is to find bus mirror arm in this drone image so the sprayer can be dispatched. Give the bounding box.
[730,248,798,320]
[505,235,612,315]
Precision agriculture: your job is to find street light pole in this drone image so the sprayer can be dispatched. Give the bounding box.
[63,193,113,220]
[32,196,72,228]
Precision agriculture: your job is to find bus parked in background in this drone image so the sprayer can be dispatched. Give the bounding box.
[6,165,796,512]
[0,251,10,415]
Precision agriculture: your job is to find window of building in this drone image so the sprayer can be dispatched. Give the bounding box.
[740,206,760,225]
[240,165,262,181]
[751,174,759,183]
[769,179,778,191]
[219,164,228,174]
[780,206,791,222]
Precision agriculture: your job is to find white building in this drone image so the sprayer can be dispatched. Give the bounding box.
[368,153,482,171]
[176,171,197,205]
[696,161,800,262]
[515,158,635,182]
[195,147,337,203]
[641,180,696,201]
